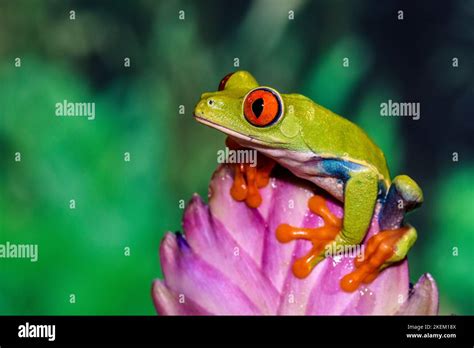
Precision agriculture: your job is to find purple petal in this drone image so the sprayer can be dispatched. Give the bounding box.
[261,177,315,292]
[208,166,267,267]
[277,250,330,315]
[396,274,439,315]
[152,280,210,315]
[304,257,362,314]
[160,232,262,314]
[304,216,410,315]
[154,163,434,316]
[183,194,280,314]
[276,204,331,314]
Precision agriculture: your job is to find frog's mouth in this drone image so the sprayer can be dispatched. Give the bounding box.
[194,115,287,147]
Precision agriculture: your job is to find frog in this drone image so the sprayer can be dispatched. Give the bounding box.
[194,71,423,292]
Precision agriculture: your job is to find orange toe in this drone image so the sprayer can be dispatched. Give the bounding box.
[230,164,247,201]
[276,195,342,279]
[228,147,275,209]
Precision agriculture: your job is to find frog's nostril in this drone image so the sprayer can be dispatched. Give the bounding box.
[207,99,215,106]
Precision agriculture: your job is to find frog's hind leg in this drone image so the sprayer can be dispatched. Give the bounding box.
[340,175,422,292]
[340,225,417,291]
[379,174,423,230]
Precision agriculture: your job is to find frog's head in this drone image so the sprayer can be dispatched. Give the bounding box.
[194,71,310,153]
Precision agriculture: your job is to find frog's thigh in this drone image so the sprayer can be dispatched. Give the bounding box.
[379,174,423,230]
[341,170,378,244]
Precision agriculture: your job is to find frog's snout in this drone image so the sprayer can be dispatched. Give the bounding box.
[194,98,213,117]
[194,98,207,118]
[195,93,224,119]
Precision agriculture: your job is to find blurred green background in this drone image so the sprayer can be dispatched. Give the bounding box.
[0,0,472,315]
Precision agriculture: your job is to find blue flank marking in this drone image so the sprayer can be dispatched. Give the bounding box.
[320,158,387,199]
[320,159,363,181]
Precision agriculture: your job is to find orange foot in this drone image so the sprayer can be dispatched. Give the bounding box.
[340,227,409,292]
[227,137,275,208]
[276,195,342,278]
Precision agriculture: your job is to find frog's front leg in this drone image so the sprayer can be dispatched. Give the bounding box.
[339,170,379,244]
[276,169,379,278]
[226,137,276,208]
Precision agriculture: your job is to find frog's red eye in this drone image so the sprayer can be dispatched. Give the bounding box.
[218,72,234,91]
[243,88,283,127]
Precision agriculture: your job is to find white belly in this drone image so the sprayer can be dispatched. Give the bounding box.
[254,146,345,201]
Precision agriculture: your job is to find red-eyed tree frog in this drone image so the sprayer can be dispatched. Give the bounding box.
[194,71,423,292]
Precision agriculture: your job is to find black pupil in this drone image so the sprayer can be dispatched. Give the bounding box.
[252,98,264,118]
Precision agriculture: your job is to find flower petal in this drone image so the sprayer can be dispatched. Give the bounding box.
[261,175,315,292]
[183,194,280,314]
[304,257,361,314]
[160,232,261,314]
[347,259,409,315]
[304,216,410,315]
[208,166,267,267]
[152,280,210,315]
[396,274,439,315]
[276,208,330,314]
[154,163,430,316]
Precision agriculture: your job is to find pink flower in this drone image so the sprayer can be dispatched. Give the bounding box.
[152,165,438,315]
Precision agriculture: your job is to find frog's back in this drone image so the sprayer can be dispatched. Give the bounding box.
[302,100,390,180]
